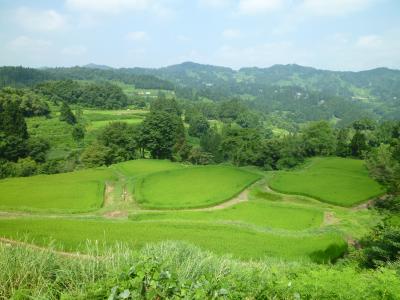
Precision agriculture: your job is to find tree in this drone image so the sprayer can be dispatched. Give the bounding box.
[302,121,336,156]
[351,130,367,157]
[0,87,50,117]
[138,111,185,159]
[275,135,305,169]
[236,111,260,128]
[0,134,28,162]
[0,99,29,161]
[150,95,181,116]
[80,143,111,167]
[359,224,400,268]
[219,127,264,166]
[336,128,350,157]
[353,118,376,131]
[97,122,138,162]
[0,98,28,139]
[14,157,37,177]
[188,148,214,165]
[59,102,76,125]
[188,115,209,137]
[28,138,50,163]
[72,125,85,142]
[367,144,400,194]
[200,127,222,162]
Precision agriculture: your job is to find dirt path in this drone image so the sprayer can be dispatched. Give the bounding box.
[103,181,115,208]
[186,188,250,212]
[0,237,95,259]
[351,200,373,211]
[102,181,130,219]
[323,211,340,226]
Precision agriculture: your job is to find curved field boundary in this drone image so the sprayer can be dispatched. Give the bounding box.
[267,177,384,208]
[134,180,261,213]
[134,166,261,210]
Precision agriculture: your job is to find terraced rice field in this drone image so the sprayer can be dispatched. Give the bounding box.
[269,157,385,206]
[0,158,383,262]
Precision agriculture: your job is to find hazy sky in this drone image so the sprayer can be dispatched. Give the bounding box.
[1,0,399,70]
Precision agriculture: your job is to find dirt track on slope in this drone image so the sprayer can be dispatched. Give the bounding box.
[186,188,250,211]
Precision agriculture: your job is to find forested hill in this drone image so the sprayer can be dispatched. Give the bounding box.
[0,66,175,91]
[1,63,399,122]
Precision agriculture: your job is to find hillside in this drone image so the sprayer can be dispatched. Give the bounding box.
[1,62,399,123]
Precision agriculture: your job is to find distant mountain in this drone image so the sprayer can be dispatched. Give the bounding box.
[138,62,400,121]
[82,63,114,70]
[0,62,399,122]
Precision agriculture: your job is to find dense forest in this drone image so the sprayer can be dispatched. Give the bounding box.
[1,63,399,124]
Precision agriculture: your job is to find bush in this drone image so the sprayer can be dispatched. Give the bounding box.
[14,157,37,177]
[359,223,400,268]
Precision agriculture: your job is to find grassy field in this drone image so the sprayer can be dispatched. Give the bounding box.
[269,157,385,206]
[0,217,346,261]
[130,200,323,230]
[135,166,261,209]
[115,159,185,177]
[0,168,115,212]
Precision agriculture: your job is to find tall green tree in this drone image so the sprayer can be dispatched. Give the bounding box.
[59,102,76,125]
[336,128,350,157]
[138,111,185,159]
[188,115,209,137]
[200,126,222,161]
[98,122,138,162]
[0,99,28,139]
[150,95,181,116]
[0,99,29,161]
[302,121,336,156]
[351,130,367,157]
[367,144,400,194]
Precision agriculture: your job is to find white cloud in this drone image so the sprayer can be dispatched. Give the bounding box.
[301,31,400,70]
[65,0,172,17]
[238,0,284,15]
[198,0,232,8]
[66,0,148,14]
[215,41,311,68]
[15,7,67,31]
[61,45,88,55]
[301,0,375,16]
[7,36,53,52]
[356,35,383,48]
[222,29,241,39]
[125,31,149,41]
[177,35,191,42]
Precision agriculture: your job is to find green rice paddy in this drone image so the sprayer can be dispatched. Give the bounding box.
[0,157,384,261]
[269,157,385,206]
[135,166,261,209]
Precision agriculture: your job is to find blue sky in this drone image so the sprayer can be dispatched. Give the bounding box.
[0,0,399,70]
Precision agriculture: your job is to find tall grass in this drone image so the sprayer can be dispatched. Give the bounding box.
[1,241,400,299]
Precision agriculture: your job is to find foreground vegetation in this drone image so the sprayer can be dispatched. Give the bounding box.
[1,241,399,299]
